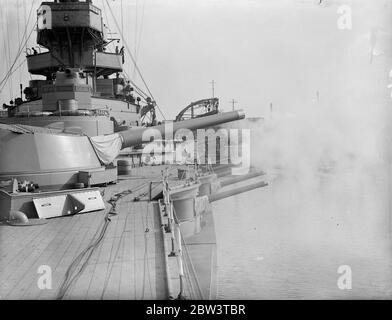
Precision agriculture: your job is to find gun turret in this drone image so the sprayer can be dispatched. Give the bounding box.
[0,110,245,187]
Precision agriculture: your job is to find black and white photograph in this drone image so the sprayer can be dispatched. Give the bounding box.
[0,0,391,305]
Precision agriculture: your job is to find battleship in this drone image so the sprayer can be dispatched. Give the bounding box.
[0,0,267,300]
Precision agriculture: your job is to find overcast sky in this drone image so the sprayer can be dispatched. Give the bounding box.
[0,0,391,120]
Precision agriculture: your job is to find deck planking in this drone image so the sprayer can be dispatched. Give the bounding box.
[0,167,172,300]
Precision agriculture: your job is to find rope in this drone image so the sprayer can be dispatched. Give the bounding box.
[56,211,112,300]
[134,180,162,201]
[56,186,139,300]
[100,201,130,299]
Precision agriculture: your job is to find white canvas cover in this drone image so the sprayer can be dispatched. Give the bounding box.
[90,133,123,164]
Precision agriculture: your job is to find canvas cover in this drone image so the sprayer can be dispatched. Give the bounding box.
[90,133,123,164]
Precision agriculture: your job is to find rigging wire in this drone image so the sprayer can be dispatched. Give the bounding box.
[121,0,124,38]
[23,0,28,58]
[135,0,146,67]
[17,0,22,84]
[104,0,165,121]
[3,59,27,82]
[1,1,13,99]
[110,0,142,99]
[0,8,11,100]
[23,0,32,80]
[0,22,36,94]
[104,0,166,120]
[122,70,149,99]
[101,0,150,103]
[6,0,14,98]
[101,0,120,54]
[0,23,35,91]
[133,0,138,79]
[0,0,37,93]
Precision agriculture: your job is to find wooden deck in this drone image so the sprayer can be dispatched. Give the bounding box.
[0,169,170,300]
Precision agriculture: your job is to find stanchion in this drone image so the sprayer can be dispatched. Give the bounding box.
[177,226,186,300]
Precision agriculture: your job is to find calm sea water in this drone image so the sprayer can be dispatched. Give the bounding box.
[213,166,392,299]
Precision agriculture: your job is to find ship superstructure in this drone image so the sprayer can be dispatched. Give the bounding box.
[1,0,155,136]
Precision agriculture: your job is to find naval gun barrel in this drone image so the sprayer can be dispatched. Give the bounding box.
[119,110,245,149]
[90,110,245,165]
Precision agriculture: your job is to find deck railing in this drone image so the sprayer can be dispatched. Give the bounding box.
[11,107,110,118]
[161,169,204,300]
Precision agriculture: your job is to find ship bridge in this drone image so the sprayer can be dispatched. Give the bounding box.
[27,0,123,77]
